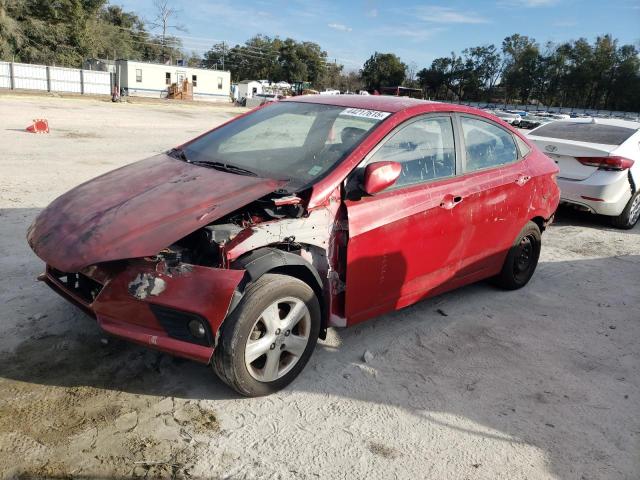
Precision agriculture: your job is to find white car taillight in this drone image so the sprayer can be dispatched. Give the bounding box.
[576,156,634,171]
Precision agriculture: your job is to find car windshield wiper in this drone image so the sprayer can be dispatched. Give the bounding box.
[188,160,258,177]
[168,147,189,162]
[168,149,257,177]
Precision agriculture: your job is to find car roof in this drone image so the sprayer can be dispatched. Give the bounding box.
[281,94,439,113]
[560,118,640,129]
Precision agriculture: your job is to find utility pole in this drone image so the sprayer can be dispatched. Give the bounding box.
[222,41,226,71]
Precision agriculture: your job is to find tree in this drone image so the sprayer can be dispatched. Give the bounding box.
[501,34,543,103]
[360,52,406,90]
[609,44,640,111]
[404,61,418,88]
[537,41,570,106]
[203,35,329,85]
[461,45,502,100]
[10,0,106,66]
[317,61,342,90]
[0,0,24,60]
[339,70,365,92]
[148,0,185,64]
[85,5,146,60]
[202,42,227,69]
[415,35,639,110]
[421,54,467,100]
[417,67,445,99]
[207,35,280,81]
[0,0,180,66]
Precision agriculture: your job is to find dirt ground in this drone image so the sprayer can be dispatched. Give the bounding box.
[0,94,638,480]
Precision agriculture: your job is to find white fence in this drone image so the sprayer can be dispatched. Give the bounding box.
[0,61,111,96]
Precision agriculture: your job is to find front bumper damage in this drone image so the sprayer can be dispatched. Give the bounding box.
[40,259,245,363]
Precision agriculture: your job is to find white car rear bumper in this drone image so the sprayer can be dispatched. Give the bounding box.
[557,170,633,216]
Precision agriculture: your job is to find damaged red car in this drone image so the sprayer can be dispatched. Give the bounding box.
[28,96,559,396]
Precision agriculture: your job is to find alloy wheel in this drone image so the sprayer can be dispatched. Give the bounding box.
[244,297,311,382]
[629,194,640,225]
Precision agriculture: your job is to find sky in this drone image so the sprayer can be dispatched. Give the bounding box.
[117,0,640,70]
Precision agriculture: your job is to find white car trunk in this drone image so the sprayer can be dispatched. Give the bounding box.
[528,137,618,180]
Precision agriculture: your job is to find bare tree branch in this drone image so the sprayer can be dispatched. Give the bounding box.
[150,0,187,63]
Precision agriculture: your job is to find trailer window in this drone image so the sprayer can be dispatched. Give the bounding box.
[218,77,223,89]
[136,69,142,83]
[192,75,197,87]
[165,72,171,85]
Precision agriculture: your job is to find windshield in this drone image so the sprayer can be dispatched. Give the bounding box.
[182,102,388,191]
[531,122,637,145]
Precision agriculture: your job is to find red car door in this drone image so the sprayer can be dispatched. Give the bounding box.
[344,115,468,325]
[452,115,535,280]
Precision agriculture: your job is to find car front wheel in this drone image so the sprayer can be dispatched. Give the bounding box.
[493,221,542,290]
[611,190,640,230]
[212,273,321,397]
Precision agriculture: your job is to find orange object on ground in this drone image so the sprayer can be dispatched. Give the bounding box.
[26,119,49,133]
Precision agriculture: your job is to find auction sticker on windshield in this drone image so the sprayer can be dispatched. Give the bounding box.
[308,165,323,176]
[340,108,391,120]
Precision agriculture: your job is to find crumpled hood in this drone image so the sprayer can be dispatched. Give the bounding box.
[28,154,286,272]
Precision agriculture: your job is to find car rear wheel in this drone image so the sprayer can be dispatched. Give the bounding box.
[211,273,321,397]
[493,221,542,290]
[611,191,640,230]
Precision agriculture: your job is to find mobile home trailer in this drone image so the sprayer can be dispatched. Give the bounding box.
[116,60,231,102]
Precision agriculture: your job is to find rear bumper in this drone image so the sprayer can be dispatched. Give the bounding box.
[41,261,245,364]
[557,170,632,216]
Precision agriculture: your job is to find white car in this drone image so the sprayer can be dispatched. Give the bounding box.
[528,118,640,229]
[492,110,522,126]
[539,113,571,120]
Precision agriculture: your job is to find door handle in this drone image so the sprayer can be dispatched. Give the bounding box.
[440,194,463,209]
[516,174,531,186]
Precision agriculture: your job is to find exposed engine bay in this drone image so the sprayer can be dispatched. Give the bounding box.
[164,193,310,268]
[149,187,347,328]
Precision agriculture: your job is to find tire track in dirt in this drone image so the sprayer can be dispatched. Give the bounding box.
[0,334,221,478]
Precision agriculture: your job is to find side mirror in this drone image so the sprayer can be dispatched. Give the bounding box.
[363,161,401,195]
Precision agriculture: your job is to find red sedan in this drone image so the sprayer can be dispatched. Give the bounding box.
[28,96,560,396]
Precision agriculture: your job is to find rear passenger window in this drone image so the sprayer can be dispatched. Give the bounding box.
[369,116,456,190]
[461,117,518,171]
[514,135,530,157]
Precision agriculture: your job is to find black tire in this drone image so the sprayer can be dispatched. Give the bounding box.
[610,191,640,230]
[211,274,321,397]
[493,221,542,290]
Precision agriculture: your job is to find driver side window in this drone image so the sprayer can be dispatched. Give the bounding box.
[368,116,456,190]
